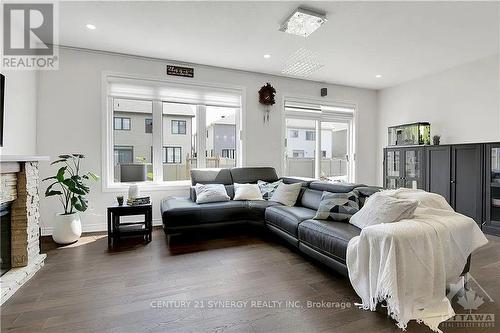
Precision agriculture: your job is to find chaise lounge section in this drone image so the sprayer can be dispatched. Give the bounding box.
[161,167,380,276]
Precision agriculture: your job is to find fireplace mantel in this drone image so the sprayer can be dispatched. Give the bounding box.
[0,155,50,163]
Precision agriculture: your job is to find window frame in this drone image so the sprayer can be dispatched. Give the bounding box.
[305,130,315,141]
[114,116,131,131]
[145,118,153,133]
[289,129,299,138]
[102,72,245,192]
[171,120,187,135]
[163,146,182,164]
[113,145,134,164]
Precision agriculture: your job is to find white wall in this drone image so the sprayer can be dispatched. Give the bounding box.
[376,55,500,185]
[37,47,378,234]
[1,71,37,155]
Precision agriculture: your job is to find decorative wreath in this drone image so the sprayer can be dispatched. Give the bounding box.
[258,83,276,106]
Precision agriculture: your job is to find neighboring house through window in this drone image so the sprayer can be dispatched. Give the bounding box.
[221,149,235,159]
[305,131,315,141]
[114,117,131,130]
[163,146,182,164]
[171,120,186,134]
[292,150,305,158]
[289,129,299,138]
[145,118,153,133]
[114,146,133,164]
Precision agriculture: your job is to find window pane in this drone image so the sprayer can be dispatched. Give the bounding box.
[113,98,153,182]
[145,118,153,133]
[320,121,348,182]
[162,103,196,181]
[206,106,237,168]
[285,118,316,177]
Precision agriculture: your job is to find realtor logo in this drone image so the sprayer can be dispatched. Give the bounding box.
[2,2,58,69]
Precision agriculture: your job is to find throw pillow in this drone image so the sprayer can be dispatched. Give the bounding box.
[233,183,263,201]
[194,184,230,204]
[270,182,302,207]
[349,192,418,229]
[257,179,283,200]
[313,191,360,222]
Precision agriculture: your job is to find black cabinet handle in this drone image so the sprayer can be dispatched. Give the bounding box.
[451,180,455,184]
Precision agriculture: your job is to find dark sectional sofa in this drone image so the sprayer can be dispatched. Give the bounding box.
[161,167,380,276]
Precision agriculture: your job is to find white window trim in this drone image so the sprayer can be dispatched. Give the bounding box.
[281,94,357,182]
[101,71,246,192]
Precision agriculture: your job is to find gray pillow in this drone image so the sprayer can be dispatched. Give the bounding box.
[313,191,360,222]
[270,182,302,207]
[194,183,230,204]
[349,192,418,229]
[257,179,283,200]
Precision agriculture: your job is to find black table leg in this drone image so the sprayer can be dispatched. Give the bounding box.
[107,210,112,248]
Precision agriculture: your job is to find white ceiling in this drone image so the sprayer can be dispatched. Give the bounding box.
[58,1,500,89]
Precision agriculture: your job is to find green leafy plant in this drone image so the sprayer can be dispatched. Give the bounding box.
[43,154,99,215]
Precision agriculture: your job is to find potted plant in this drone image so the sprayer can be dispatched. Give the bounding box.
[43,154,99,244]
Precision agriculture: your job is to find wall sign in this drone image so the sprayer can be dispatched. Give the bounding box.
[166,65,194,78]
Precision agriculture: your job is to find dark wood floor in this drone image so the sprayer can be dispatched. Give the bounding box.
[2,227,499,333]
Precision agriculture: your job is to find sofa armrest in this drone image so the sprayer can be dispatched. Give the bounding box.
[280,176,315,186]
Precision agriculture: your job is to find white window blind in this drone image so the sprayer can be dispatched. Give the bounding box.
[107,75,241,108]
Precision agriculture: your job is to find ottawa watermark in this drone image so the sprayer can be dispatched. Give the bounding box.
[2,1,59,70]
[442,273,495,329]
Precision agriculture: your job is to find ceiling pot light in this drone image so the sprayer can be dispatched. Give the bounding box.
[375,74,383,78]
[280,7,327,37]
[86,24,96,30]
[263,54,271,59]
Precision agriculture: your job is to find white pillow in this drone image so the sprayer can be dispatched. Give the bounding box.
[270,182,302,207]
[349,192,418,229]
[233,183,263,201]
[194,184,230,204]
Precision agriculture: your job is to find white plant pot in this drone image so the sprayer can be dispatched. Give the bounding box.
[52,213,82,245]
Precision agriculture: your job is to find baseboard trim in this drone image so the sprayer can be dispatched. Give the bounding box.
[41,218,163,236]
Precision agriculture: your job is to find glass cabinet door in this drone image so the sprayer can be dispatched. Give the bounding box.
[489,146,500,223]
[385,149,401,189]
[404,148,423,189]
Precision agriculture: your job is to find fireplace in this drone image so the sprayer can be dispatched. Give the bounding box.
[0,202,11,276]
[0,155,48,304]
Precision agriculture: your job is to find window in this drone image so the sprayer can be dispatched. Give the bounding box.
[221,149,235,159]
[114,117,131,130]
[289,129,299,138]
[145,118,153,133]
[114,146,133,164]
[171,120,186,134]
[292,150,305,158]
[306,131,315,141]
[105,75,243,188]
[163,147,182,164]
[113,99,153,183]
[284,100,355,181]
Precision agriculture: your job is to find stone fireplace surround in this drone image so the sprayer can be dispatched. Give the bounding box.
[0,155,49,305]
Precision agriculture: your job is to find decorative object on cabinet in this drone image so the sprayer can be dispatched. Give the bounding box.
[258,83,276,123]
[388,122,431,146]
[433,135,441,146]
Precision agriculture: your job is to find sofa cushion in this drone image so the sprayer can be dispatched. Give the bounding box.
[161,197,248,228]
[190,168,233,185]
[247,200,281,220]
[194,184,230,204]
[230,167,279,184]
[309,181,364,193]
[298,219,361,263]
[190,185,234,202]
[270,182,302,206]
[313,191,360,222]
[265,206,316,237]
[257,179,283,200]
[300,188,323,211]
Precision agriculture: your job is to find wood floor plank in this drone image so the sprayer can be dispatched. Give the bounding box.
[1,229,499,332]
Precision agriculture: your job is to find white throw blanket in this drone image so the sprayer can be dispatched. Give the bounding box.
[346,189,488,332]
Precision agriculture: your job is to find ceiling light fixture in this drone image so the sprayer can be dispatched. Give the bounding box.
[86,24,96,30]
[263,54,271,59]
[280,7,327,37]
[375,74,383,78]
